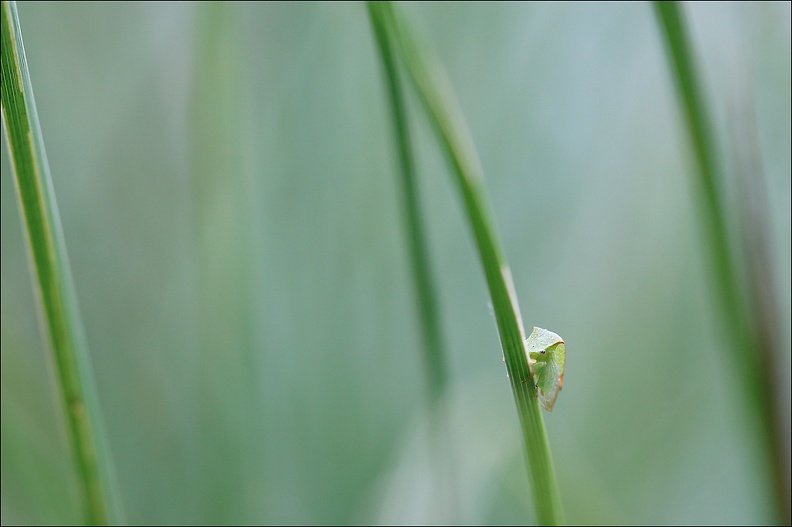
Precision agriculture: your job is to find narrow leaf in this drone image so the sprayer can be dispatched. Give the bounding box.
[369,3,563,523]
[0,2,121,524]
[368,4,457,518]
[653,3,789,523]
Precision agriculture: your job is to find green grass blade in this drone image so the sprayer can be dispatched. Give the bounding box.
[370,3,562,524]
[366,2,449,419]
[653,2,790,524]
[189,2,262,520]
[732,91,792,525]
[367,4,457,517]
[0,2,121,524]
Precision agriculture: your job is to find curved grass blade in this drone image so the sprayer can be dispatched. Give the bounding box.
[0,2,121,523]
[369,3,562,524]
[653,3,790,524]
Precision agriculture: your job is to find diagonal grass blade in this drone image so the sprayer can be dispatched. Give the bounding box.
[0,2,122,524]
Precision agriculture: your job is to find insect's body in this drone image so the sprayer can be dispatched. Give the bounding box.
[525,327,565,411]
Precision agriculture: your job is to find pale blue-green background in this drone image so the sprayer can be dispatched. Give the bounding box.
[2,2,790,524]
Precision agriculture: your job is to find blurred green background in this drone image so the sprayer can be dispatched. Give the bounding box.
[1,2,790,524]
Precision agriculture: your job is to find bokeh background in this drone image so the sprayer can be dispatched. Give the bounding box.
[1,2,790,524]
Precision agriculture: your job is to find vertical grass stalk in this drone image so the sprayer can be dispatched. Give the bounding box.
[189,2,262,521]
[0,1,121,524]
[367,0,449,410]
[369,3,562,524]
[653,3,790,524]
[368,3,457,518]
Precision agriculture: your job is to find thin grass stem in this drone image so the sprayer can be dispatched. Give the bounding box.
[653,3,789,523]
[367,4,457,518]
[367,0,449,406]
[0,1,122,524]
[369,3,562,523]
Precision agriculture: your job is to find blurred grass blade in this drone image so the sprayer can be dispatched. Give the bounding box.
[370,3,562,524]
[189,2,263,521]
[367,4,456,518]
[653,2,790,524]
[367,0,448,410]
[731,90,792,526]
[0,2,121,524]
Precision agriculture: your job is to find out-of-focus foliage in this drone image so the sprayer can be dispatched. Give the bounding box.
[1,2,789,524]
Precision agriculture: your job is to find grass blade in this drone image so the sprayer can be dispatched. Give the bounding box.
[188,2,263,520]
[367,0,449,408]
[370,3,562,523]
[0,2,121,524]
[653,2,790,524]
[367,4,457,518]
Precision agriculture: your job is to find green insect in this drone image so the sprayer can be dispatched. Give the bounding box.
[525,327,566,411]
